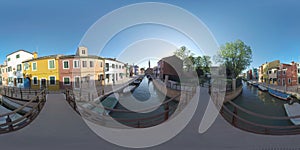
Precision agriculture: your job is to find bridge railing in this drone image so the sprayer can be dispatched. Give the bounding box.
[67,86,196,128]
[0,86,43,102]
[221,100,300,135]
[0,89,46,134]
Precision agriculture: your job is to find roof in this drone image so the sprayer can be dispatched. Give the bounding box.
[59,55,104,59]
[6,49,33,57]
[22,55,62,63]
[104,58,126,64]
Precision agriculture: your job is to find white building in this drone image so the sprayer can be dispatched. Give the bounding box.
[6,50,35,87]
[104,58,127,85]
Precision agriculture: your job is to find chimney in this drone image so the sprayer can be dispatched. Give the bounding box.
[33,52,38,59]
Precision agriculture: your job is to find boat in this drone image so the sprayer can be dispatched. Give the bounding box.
[284,103,300,125]
[91,94,118,115]
[133,80,141,85]
[258,85,268,91]
[123,85,136,93]
[268,88,291,101]
[252,83,259,87]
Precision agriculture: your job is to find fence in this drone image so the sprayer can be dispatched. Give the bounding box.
[0,89,46,134]
[221,100,300,135]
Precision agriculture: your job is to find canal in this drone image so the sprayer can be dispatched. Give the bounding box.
[225,81,292,127]
[109,76,178,127]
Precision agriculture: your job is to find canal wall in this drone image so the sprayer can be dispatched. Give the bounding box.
[152,79,181,101]
[223,86,243,103]
[266,85,300,99]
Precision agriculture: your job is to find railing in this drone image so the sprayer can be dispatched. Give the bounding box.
[65,89,80,115]
[0,87,43,102]
[77,94,182,128]
[0,89,46,134]
[221,100,300,135]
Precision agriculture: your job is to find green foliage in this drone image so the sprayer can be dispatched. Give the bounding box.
[215,39,252,79]
[174,46,212,73]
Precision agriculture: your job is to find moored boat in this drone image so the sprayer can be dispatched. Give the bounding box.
[123,85,136,93]
[258,85,268,91]
[284,103,300,125]
[252,83,259,87]
[268,88,291,101]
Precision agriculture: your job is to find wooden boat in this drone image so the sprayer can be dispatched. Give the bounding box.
[258,85,268,91]
[133,80,141,85]
[284,103,300,125]
[268,88,291,101]
[252,83,259,87]
[123,85,136,93]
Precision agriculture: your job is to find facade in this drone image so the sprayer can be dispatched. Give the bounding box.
[59,50,105,90]
[6,50,35,87]
[252,68,258,80]
[22,55,60,90]
[297,63,300,84]
[158,55,183,82]
[267,68,278,85]
[1,62,8,86]
[104,58,127,85]
[277,62,298,87]
[247,69,252,80]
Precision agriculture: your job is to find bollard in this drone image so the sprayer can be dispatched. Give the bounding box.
[6,115,13,131]
[164,103,169,121]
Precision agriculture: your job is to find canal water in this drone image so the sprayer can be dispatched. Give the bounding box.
[226,81,292,126]
[109,76,178,127]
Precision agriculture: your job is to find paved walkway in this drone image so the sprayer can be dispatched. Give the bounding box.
[1,90,300,149]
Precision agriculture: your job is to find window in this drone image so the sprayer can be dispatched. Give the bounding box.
[74,77,80,88]
[48,60,55,69]
[32,62,37,71]
[49,76,56,85]
[17,78,23,83]
[298,68,300,74]
[82,50,85,54]
[106,74,110,83]
[105,63,109,71]
[268,70,272,74]
[288,78,291,84]
[24,63,29,71]
[122,66,124,69]
[33,77,38,85]
[16,54,20,59]
[112,64,115,68]
[283,71,286,75]
[90,61,94,67]
[63,61,69,69]
[17,64,22,71]
[274,70,277,74]
[7,58,10,61]
[278,79,280,83]
[8,67,12,72]
[63,77,70,85]
[100,62,103,67]
[73,60,79,68]
[82,61,87,68]
[119,65,121,69]
[298,77,300,84]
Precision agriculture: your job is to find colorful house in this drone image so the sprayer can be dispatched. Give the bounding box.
[6,50,35,87]
[104,58,127,85]
[277,61,298,87]
[59,47,105,90]
[22,55,60,91]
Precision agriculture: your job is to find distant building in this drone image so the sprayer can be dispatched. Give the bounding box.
[158,55,183,82]
[6,50,35,88]
[104,58,126,85]
[252,68,258,80]
[277,61,298,87]
[247,69,252,80]
[297,63,300,85]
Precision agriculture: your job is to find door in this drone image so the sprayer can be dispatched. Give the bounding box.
[24,77,31,88]
[41,79,47,89]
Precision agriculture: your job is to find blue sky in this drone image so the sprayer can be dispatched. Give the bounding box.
[1,0,300,69]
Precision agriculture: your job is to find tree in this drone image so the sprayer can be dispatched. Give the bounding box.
[174,46,194,71]
[215,40,252,79]
[201,56,212,73]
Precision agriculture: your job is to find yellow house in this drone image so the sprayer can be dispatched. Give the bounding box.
[22,55,60,91]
